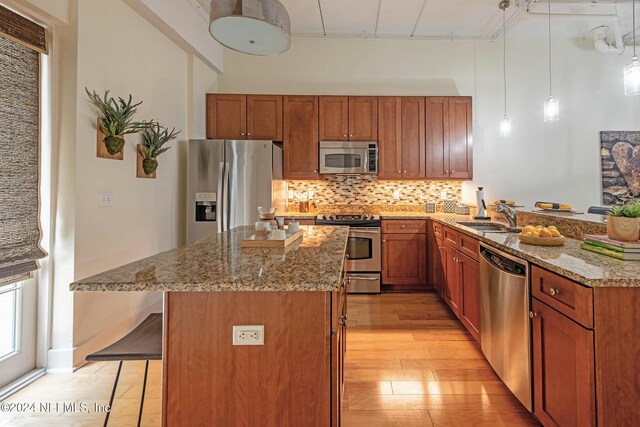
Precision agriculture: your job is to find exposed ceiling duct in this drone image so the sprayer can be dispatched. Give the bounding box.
[592,25,624,54]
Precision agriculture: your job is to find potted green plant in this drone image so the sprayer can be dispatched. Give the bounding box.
[607,201,640,242]
[86,88,153,155]
[139,123,180,175]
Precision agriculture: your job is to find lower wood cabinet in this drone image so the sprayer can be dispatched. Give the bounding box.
[381,220,427,288]
[532,298,596,427]
[458,252,480,341]
[443,244,461,316]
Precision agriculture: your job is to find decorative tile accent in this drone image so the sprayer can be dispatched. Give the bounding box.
[287,176,462,207]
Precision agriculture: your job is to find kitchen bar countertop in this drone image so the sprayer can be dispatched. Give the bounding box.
[387,212,640,288]
[70,226,348,292]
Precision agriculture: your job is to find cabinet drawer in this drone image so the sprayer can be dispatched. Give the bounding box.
[443,226,459,248]
[531,266,593,328]
[382,219,426,234]
[458,233,479,261]
[432,221,443,239]
[282,218,315,226]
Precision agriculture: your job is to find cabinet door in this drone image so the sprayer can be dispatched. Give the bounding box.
[283,96,319,180]
[247,95,282,141]
[428,230,445,295]
[443,245,461,316]
[382,233,427,286]
[206,94,246,139]
[319,96,348,141]
[459,252,480,341]
[377,97,402,179]
[400,97,426,179]
[448,97,473,179]
[532,299,596,427]
[425,97,450,179]
[348,96,377,141]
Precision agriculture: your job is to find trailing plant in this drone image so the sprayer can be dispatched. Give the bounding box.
[610,201,640,218]
[86,88,153,155]
[139,123,181,175]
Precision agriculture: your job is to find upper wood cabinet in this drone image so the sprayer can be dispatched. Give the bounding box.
[319,96,377,141]
[283,96,319,180]
[378,96,427,180]
[349,96,377,141]
[206,94,283,141]
[247,95,282,141]
[426,96,473,180]
[206,94,246,140]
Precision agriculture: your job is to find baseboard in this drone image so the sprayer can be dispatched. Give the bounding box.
[46,298,163,372]
[0,369,46,401]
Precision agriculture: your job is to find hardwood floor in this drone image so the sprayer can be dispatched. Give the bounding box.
[1,292,537,426]
[343,292,537,426]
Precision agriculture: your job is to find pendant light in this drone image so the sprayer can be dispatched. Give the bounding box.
[499,0,512,137]
[543,0,559,122]
[624,0,640,96]
[209,0,291,56]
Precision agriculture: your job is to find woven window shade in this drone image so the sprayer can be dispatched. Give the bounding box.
[0,15,47,283]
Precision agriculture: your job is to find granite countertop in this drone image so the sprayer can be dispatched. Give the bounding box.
[277,212,317,219]
[70,226,348,292]
[427,214,640,288]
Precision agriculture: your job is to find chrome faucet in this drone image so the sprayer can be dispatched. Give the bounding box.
[496,203,517,228]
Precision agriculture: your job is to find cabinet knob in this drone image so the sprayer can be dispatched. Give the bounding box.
[382,239,386,243]
[314,170,317,173]
[445,170,449,174]
[451,170,455,173]
[349,134,353,137]
[529,311,538,318]
[343,134,348,138]
[403,170,407,173]
[401,225,406,229]
[398,170,401,173]
[241,132,245,136]
[549,288,560,296]
[247,132,251,136]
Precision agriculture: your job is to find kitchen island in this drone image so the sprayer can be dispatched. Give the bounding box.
[71,225,349,426]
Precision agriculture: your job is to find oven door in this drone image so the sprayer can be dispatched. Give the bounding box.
[345,227,381,272]
[319,148,369,174]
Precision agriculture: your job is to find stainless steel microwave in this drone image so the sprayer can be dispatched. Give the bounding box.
[319,141,378,175]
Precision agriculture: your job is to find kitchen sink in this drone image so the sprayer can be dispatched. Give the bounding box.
[457,222,509,233]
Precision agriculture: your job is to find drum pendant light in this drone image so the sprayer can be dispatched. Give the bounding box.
[209,0,291,56]
[624,0,640,96]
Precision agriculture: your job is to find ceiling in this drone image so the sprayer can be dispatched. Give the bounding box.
[196,0,637,42]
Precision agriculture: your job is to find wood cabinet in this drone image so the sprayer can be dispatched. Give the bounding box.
[381,220,427,288]
[207,94,282,141]
[429,222,480,340]
[163,290,343,426]
[425,96,473,180]
[532,298,596,427]
[458,252,480,341]
[319,96,377,142]
[283,96,319,180]
[247,95,282,140]
[206,94,246,139]
[377,97,402,179]
[400,97,426,179]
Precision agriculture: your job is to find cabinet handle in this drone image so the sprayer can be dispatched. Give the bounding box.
[438,246,444,250]
[549,288,560,296]
[529,311,538,318]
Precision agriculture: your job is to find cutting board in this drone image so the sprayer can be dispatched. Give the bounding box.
[241,230,304,248]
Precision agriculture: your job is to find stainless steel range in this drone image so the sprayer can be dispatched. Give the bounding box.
[316,214,381,293]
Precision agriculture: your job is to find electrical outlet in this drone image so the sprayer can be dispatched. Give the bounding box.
[99,192,112,208]
[393,190,400,200]
[232,325,264,346]
[288,190,294,199]
[440,191,447,200]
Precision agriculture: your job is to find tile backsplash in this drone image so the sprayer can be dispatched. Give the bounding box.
[287,175,462,206]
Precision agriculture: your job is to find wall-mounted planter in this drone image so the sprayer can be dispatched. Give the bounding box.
[137,144,156,179]
[96,119,124,160]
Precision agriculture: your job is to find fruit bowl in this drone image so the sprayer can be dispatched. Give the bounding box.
[518,234,565,246]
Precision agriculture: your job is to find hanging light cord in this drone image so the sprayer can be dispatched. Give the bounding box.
[503,6,507,118]
[548,0,552,96]
[633,0,637,58]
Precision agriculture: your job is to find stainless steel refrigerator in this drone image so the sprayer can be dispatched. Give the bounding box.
[187,139,287,243]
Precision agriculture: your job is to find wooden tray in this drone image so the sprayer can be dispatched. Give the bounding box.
[241,230,303,248]
[518,234,565,246]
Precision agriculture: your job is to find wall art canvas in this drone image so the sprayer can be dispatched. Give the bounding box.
[601,131,640,205]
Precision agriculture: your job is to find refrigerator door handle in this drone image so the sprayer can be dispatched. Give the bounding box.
[217,162,224,233]
[223,162,230,231]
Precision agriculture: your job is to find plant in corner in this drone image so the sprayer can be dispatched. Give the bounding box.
[86,88,153,155]
[139,123,180,175]
[607,201,640,242]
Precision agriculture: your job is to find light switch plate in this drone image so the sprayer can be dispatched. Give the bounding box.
[99,192,112,208]
[232,325,264,346]
[440,191,447,200]
[393,190,400,200]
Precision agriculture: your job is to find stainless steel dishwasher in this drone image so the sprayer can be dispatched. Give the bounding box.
[479,243,531,411]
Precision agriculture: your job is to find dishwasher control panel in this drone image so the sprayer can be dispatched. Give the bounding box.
[480,247,527,276]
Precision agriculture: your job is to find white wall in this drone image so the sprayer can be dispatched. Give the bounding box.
[218,34,640,209]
